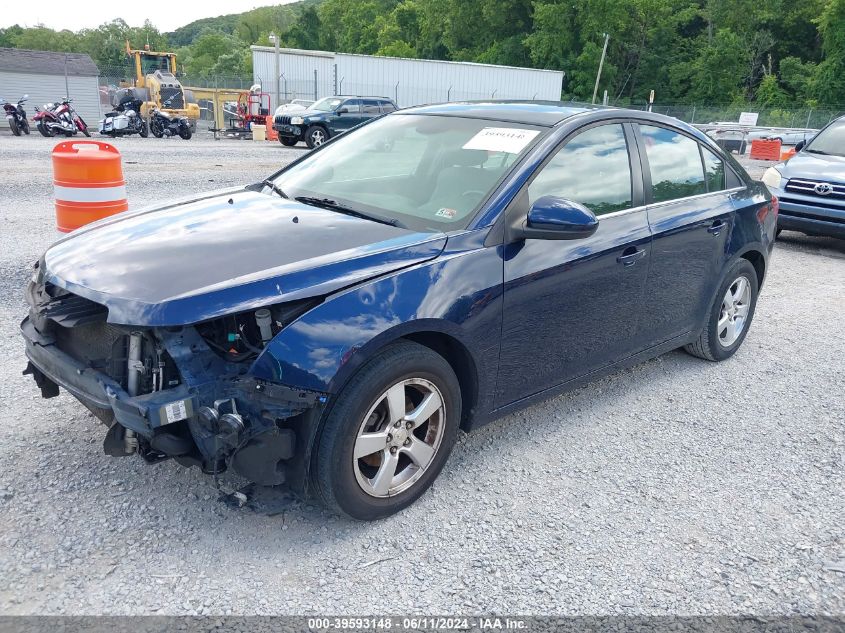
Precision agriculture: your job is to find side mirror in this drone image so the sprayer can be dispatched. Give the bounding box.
[795,139,806,152]
[337,107,349,114]
[513,196,599,240]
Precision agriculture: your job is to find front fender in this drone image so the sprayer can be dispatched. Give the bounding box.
[250,230,503,408]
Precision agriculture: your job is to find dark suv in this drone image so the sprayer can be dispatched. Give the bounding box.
[274,95,398,148]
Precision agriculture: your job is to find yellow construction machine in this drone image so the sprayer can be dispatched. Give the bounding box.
[122,41,200,127]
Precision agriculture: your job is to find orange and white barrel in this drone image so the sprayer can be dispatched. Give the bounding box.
[52,141,128,232]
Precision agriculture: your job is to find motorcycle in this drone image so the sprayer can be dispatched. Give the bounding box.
[2,95,30,136]
[149,96,192,139]
[33,98,90,137]
[99,90,148,138]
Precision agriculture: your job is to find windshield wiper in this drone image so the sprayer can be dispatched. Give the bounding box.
[262,179,289,199]
[295,196,402,227]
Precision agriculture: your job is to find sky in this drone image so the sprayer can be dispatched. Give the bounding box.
[0,0,300,32]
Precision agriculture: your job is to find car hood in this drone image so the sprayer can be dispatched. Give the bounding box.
[42,188,447,326]
[779,152,845,180]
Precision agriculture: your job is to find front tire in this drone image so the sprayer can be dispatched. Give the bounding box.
[178,125,192,140]
[139,120,149,138]
[20,119,30,134]
[279,136,298,146]
[313,341,461,520]
[9,118,20,136]
[685,259,759,361]
[150,119,164,138]
[36,121,52,137]
[305,125,328,149]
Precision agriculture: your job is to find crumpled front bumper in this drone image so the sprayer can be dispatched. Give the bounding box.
[21,313,328,488]
[21,315,179,435]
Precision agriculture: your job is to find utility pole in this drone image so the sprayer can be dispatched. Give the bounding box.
[591,33,609,105]
[269,33,280,111]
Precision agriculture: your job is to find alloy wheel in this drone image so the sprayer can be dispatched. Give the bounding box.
[311,129,325,146]
[718,276,751,347]
[353,378,446,497]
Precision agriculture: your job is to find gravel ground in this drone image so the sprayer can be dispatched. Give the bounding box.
[0,134,842,616]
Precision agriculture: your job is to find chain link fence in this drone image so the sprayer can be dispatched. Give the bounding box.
[92,61,845,136]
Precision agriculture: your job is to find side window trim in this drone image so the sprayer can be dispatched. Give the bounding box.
[634,122,744,204]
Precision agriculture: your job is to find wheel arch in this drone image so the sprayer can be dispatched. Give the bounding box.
[737,246,766,290]
[401,330,479,430]
[324,320,481,430]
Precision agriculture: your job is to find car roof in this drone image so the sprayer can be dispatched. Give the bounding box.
[400,100,599,126]
[333,95,394,101]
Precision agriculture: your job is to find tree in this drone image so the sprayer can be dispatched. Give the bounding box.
[810,0,845,104]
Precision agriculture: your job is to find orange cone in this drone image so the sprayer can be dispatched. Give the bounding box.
[52,141,128,232]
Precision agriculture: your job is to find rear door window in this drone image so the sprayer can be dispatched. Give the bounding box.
[527,123,633,216]
[639,125,706,203]
[701,147,726,192]
[362,99,381,115]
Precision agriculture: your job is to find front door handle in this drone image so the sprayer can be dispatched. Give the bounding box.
[707,220,727,235]
[617,247,646,267]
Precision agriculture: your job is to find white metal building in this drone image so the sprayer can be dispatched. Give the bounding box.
[251,46,564,113]
[0,48,101,130]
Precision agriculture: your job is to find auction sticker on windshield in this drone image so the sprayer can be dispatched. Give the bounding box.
[463,127,540,154]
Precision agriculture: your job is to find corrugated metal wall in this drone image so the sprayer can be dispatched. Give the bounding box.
[252,46,563,112]
[252,47,335,112]
[0,71,101,129]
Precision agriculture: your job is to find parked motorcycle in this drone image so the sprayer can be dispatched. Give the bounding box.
[149,96,192,139]
[33,98,90,137]
[2,95,30,136]
[99,90,148,138]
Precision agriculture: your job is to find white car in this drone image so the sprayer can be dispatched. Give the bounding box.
[273,99,314,117]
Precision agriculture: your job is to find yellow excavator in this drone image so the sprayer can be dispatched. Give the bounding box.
[121,41,200,128]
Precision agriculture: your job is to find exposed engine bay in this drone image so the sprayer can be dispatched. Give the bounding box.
[21,263,327,490]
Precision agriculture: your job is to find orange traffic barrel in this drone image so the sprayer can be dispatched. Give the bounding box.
[52,140,128,232]
[265,115,278,141]
[749,139,782,161]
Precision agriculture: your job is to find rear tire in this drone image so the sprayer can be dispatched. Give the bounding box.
[9,118,20,136]
[312,341,461,520]
[685,259,759,362]
[179,125,192,140]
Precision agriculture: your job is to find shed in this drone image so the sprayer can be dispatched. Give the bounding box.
[0,48,101,130]
[251,46,564,113]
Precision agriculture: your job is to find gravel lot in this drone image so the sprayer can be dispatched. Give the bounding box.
[0,133,842,616]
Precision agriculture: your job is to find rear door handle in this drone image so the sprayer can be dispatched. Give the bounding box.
[617,247,646,267]
[707,220,727,235]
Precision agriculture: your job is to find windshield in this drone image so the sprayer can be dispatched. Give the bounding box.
[805,120,845,157]
[271,114,544,232]
[311,97,343,112]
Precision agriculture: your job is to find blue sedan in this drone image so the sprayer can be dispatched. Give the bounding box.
[21,102,777,519]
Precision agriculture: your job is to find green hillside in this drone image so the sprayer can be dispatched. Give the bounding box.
[1,0,844,107]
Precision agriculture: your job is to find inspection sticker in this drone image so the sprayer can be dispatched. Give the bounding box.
[435,207,457,219]
[463,127,540,154]
[164,400,188,424]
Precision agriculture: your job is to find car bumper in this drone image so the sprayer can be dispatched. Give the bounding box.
[21,312,327,486]
[767,185,845,238]
[21,316,196,436]
[273,124,302,138]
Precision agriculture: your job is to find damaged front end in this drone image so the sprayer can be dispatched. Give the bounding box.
[21,262,327,490]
